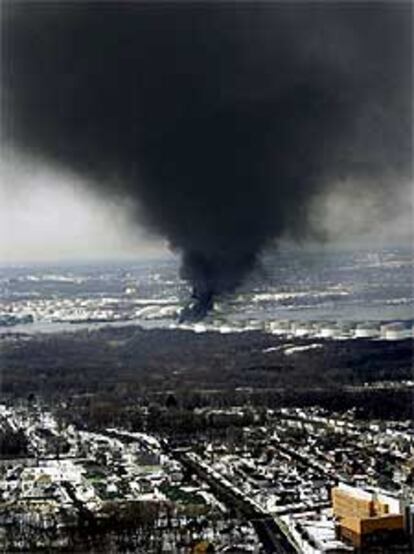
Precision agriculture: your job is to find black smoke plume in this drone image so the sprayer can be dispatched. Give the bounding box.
[1,2,412,319]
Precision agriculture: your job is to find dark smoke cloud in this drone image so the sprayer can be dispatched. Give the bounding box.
[1,2,412,317]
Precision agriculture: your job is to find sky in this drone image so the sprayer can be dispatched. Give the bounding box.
[0,153,168,264]
[1,2,412,267]
[1,151,412,264]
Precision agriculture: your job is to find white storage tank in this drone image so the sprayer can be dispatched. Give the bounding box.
[381,322,410,341]
[292,321,314,337]
[354,323,380,339]
[336,321,356,339]
[319,322,338,338]
[246,319,264,331]
[268,320,292,335]
[219,324,233,334]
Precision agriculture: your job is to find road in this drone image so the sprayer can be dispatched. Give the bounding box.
[175,450,299,554]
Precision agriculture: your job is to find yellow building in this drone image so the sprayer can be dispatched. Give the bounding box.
[333,486,375,519]
[331,484,405,549]
[191,540,215,553]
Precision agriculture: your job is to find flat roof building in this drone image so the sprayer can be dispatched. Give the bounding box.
[332,484,406,550]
